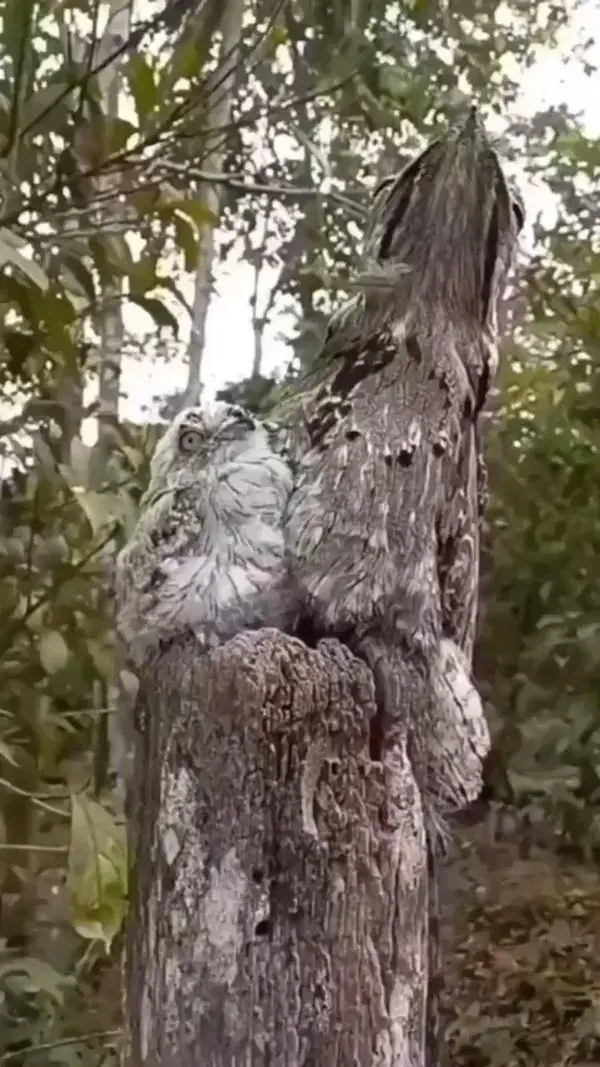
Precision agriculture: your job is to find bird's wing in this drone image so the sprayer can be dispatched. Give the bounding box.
[436,418,484,661]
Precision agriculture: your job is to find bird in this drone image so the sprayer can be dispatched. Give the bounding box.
[278,106,524,1063]
[285,107,523,664]
[115,402,295,667]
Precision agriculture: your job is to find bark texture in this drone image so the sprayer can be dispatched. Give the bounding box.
[127,629,429,1067]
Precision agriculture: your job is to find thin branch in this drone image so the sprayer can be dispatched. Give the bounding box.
[12,1,184,146]
[0,1031,123,1065]
[0,842,69,851]
[5,0,36,157]
[164,69,360,164]
[0,71,359,232]
[152,163,366,217]
[0,777,69,818]
[138,0,288,157]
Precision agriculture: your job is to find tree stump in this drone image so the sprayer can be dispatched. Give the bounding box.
[126,629,428,1067]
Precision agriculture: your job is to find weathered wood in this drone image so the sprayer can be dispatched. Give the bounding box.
[126,629,429,1067]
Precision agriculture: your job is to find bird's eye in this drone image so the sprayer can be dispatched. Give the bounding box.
[372,174,395,200]
[511,197,525,232]
[179,428,204,453]
[224,408,256,434]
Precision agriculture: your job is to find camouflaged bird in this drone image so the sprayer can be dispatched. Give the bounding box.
[115,403,295,666]
[274,106,524,1063]
[280,107,523,737]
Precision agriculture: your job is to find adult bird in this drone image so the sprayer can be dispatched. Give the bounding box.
[279,105,524,1063]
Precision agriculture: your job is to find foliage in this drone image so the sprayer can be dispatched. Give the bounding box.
[0,410,155,1063]
[479,119,600,853]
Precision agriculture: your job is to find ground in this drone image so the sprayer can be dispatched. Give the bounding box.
[442,821,600,1066]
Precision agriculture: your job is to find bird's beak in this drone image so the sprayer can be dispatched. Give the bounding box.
[458,105,483,138]
[449,105,491,159]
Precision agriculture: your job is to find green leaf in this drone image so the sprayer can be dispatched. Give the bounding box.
[104,234,135,273]
[269,25,289,48]
[172,212,199,272]
[128,294,180,333]
[2,0,36,75]
[0,229,49,290]
[128,54,158,124]
[127,256,160,295]
[161,37,204,91]
[61,256,97,303]
[77,490,116,534]
[39,631,70,674]
[67,795,128,951]
[31,434,63,485]
[89,233,134,283]
[0,955,71,1001]
[105,116,137,156]
[0,739,18,766]
[1,327,37,375]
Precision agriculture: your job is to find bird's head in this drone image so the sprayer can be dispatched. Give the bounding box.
[143,402,266,505]
[364,107,525,332]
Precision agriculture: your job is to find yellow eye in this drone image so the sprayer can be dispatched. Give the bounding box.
[179,428,204,453]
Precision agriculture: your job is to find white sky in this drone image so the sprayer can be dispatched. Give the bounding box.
[89,1,600,428]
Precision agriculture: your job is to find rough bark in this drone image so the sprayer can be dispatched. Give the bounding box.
[126,629,428,1067]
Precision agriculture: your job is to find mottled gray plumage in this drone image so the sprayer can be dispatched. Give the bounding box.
[280,107,523,1063]
[115,403,294,666]
[428,639,490,816]
[285,110,523,667]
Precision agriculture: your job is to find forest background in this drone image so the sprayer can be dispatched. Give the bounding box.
[1,0,600,1064]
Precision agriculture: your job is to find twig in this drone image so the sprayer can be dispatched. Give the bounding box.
[0,1031,123,1064]
[0,777,69,818]
[0,523,120,656]
[153,163,367,217]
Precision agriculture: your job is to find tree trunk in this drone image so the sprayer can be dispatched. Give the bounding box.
[183,0,246,405]
[126,629,429,1066]
[75,3,131,794]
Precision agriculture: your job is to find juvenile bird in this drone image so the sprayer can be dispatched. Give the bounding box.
[115,402,294,667]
